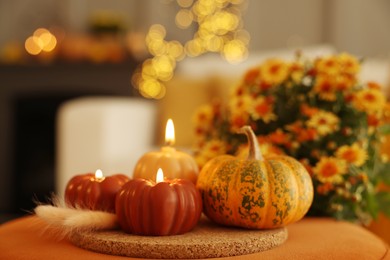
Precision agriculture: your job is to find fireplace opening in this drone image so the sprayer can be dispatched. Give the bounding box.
[11,92,114,216]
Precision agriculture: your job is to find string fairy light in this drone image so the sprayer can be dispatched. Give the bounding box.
[134,0,249,99]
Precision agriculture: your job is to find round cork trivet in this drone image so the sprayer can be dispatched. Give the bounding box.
[69,217,288,259]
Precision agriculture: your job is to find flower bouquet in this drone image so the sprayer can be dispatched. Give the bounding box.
[193,52,390,224]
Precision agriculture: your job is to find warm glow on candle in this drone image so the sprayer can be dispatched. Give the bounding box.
[165,119,175,146]
[156,168,164,183]
[95,169,104,179]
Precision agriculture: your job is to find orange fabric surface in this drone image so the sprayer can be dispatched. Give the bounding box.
[0,216,389,260]
[370,213,390,246]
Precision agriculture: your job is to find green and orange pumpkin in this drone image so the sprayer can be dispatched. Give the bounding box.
[196,125,313,229]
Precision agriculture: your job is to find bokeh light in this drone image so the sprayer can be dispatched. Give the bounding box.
[222,39,248,63]
[166,41,185,60]
[177,0,194,8]
[146,24,166,42]
[140,78,163,98]
[25,28,57,56]
[25,36,42,55]
[175,9,194,29]
[135,0,248,99]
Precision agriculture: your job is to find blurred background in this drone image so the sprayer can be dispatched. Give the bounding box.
[0,0,389,229]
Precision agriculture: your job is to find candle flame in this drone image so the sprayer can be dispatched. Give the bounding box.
[165,118,175,146]
[156,168,164,183]
[95,169,104,179]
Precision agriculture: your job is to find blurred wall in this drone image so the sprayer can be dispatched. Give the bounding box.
[0,0,389,57]
[326,0,390,58]
[0,0,65,46]
[244,0,325,51]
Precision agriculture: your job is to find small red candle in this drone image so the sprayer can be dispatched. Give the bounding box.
[115,168,202,236]
[65,169,129,213]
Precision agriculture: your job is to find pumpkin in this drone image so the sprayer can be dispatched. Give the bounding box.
[196,125,313,229]
[115,178,202,236]
[65,173,129,213]
[132,146,199,184]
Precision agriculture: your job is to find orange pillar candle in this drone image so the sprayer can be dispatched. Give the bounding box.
[133,119,199,183]
[65,169,129,213]
[116,168,202,236]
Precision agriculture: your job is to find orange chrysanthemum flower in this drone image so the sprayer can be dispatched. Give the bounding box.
[338,53,360,75]
[335,74,355,91]
[195,139,227,168]
[260,59,289,85]
[233,84,245,96]
[353,88,386,114]
[315,56,340,75]
[314,157,347,184]
[229,113,249,132]
[228,95,252,132]
[316,182,334,195]
[193,104,214,130]
[301,104,319,117]
[285,121,318,142]
[244,67,260,85]
[367,81,381,90]
[297,128,318,142]
[250,96,277,123]
[335,143,367,167]
[268,129,290,145]
[285,121,303,133]
[367,114,381,127]
[229,95,252,112]
[306,111,340,136]
[313,76,337,101]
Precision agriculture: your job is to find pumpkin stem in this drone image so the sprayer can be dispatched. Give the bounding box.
[239,125,263,161]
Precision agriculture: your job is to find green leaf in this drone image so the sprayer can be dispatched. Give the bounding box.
[378,124,390,135]
[363,186,379,220]
[376,191,390,217]
[376,163,390,186]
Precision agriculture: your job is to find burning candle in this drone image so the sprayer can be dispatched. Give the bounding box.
[115,168,202,236]
[65,169,129,213]
[133,119,199,183]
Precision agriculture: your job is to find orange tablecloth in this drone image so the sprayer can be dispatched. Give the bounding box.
[0,216,389,260]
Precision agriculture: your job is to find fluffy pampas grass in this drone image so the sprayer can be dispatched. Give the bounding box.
[34,198,118,236]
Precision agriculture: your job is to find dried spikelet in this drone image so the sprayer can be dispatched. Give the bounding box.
[35,205,77,226]
[63,209,118,231]
[34,205,118,236]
